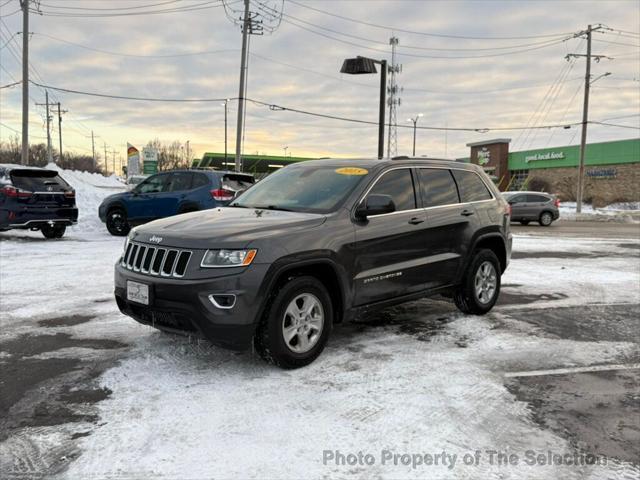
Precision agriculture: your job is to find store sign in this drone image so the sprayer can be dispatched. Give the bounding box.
[525,151,565,163]
[142,148,159,175]
[586,168,617,179]
[477,147,490,166]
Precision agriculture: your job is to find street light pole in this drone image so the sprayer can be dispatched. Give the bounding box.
[340,56,388,159]
[407,114,423,156]
[222,99,228,161]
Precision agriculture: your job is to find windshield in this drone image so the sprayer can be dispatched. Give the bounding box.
[231,165,370,213]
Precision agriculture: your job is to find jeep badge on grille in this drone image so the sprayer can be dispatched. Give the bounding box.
[149,235,163,244]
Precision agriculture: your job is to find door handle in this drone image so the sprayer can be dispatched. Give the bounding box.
[408,217,425,225]
[460,209,475,216]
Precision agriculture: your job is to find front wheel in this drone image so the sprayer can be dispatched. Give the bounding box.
[254,276,332,369]
[41,224,66,239]
[106,209,130,236]
[539,211,554,226]
[454,249,501,315]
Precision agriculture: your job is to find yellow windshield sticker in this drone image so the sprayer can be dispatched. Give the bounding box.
[335,167,368,175]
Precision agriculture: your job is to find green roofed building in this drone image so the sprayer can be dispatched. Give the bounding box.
[466,137,639,204]
[193,152,320,176]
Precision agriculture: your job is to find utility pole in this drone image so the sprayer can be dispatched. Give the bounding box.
[56,102,67,161]
[566,24,608,213]
[234,0,250,172]
[104,142,108,174]
[36,91,53,163]
[112,149,116,176]
[91,130,96,168]
[407,114,423,157]
[20,0,29,164]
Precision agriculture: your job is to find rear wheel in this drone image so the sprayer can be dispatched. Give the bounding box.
[41,224,66,239]
[539,211,554,226]
[254,276,332,369]
[519,220,530,226]
[454,249,501,315]
[106,208,130,236]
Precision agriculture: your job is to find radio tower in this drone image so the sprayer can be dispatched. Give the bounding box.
[387,36,402,158]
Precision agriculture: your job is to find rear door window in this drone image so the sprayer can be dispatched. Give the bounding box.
[10,169,70,192]
[368,168,416,212]
[221,174,255,193]
[527,194,550,203]
[509,195,527,204]
[166,172,193,192]
[418,168,460,207]
[192,173,210,189]
[452,170,493,203]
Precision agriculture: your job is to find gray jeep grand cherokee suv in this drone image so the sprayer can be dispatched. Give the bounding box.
[115,158,512,368]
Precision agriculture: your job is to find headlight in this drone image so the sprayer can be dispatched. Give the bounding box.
[201,249,257,268]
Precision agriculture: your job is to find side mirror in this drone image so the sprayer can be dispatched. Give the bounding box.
[356,194,396,219]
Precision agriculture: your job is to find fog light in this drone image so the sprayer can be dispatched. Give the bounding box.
[208,294,236,309]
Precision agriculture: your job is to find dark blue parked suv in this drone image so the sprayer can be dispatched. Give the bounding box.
[0,164,78,238]
[98,169,254,236]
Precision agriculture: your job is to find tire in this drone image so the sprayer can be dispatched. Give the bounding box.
[454,249,501,315]
[106,208,130,236]
[254,276,333,369]
[41,224,66,239]
[539,211,554,226]
[519,220,530,226]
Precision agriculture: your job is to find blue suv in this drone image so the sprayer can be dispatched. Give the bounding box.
[98,169,254,236]
[0,164,78,238]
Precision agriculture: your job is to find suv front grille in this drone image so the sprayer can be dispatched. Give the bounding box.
[122,241,192,278]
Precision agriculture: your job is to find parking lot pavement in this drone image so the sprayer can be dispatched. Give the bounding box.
[1,228,639,479]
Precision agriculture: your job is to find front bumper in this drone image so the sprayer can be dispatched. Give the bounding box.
[0,207,78,229]
[114,263,270,351]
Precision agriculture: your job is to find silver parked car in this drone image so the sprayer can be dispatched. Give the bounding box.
[503,191,560,226]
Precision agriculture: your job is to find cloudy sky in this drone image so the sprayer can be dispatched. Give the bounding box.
[0,0,638,168]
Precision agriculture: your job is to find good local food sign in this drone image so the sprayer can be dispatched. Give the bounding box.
[525,151,565,163]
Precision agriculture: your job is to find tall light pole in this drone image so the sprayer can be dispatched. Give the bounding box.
[283,146,288,158]
[20,0,29,164]
[407,113,423,157]
[341,56,387,159]
[222,99,229,161]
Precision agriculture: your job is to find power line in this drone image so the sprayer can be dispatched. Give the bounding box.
[31,80,234,102]
[28,32,584,95]
[286,0,575,41]
[21,81,584,132]
[0,80,21,89]
[32,33,239,58]
[590,121,640,130]
[253,2,573,59]
[254,0,573,53]
[38,0,184,12]
[32,0,236,17]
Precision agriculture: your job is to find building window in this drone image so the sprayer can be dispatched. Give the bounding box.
[509,169,530,190]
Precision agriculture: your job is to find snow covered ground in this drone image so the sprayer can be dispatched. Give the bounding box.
[1,169,639,479]
[559,202,640,223]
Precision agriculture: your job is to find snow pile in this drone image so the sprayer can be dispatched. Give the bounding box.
[559,201,640,223]
[46,163,125,233]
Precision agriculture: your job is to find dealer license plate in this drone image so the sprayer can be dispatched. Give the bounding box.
[127,280,149,305]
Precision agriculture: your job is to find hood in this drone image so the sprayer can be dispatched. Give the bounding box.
[102,191,129,204]
[130,207,326,248]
